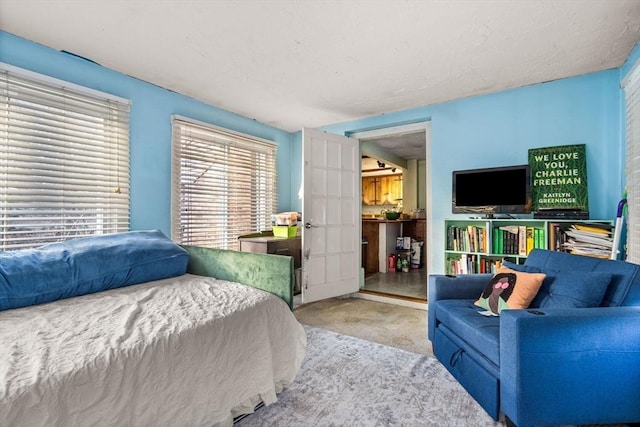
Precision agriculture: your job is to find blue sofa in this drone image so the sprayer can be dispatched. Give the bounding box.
[428,249,640,427]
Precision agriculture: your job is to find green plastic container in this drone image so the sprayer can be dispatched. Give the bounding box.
[273,225,297,238]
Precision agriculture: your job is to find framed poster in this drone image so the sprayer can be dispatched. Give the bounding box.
[528,144,588,212]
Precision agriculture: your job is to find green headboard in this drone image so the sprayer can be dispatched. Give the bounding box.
[181,245,294,310]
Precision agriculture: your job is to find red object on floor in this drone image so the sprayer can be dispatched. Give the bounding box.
[387,254,396,271]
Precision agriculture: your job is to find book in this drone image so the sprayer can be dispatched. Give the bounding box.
[460,253,468,274]
[526,226,534,255]
[534,228,545,249]
[573,223,612,234]
[499,226,518,254]
[518,225,527,256]
[548,223,559,251]
[493,228,501,254]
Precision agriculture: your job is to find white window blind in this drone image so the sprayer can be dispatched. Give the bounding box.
[172,117,277,250]
[0,65,130,250]
[624,62,640,263]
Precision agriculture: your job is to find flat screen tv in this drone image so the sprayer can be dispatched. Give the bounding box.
[452,164,532,217]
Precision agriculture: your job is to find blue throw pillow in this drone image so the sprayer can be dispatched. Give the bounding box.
[529,271,613,309]
[0,230,189,311]
[503,260,612,309]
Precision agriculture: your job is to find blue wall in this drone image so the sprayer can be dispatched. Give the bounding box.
[1,31,630,273]
[0,31,294,238]
[313,70,623,272]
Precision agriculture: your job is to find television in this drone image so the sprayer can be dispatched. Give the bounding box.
[452,164,532,217]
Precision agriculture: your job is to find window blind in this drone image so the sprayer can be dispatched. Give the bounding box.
[624,61,640,263]
[171,117,277,250]
[0,65,130,250]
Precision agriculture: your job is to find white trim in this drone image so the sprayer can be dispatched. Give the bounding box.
[424,123,434,275]
[350,122,429,140]
[0,62,130,105]
[352,120,434,281]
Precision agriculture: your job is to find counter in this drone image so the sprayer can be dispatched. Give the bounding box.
[361,218,427,274]
[361,218,416,223]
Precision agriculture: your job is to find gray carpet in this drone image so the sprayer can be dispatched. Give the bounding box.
[236,326,502,427]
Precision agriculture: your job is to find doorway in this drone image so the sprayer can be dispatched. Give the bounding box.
[351,122,432,303]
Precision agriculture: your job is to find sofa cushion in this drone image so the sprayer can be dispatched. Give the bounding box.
[434,299,501,367]
[0,230,189,311]
[530,271,613,309]
[475,266,546,314]
[524,249,640,307]
[503,259,614,309]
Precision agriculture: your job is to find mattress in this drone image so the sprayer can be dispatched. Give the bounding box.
[0,273,307,426]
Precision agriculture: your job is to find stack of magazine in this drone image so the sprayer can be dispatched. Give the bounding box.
[561,223,613,258]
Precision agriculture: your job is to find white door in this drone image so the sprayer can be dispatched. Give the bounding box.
[301,128,360,303]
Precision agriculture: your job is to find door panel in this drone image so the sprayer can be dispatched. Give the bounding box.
[301,128,360,303]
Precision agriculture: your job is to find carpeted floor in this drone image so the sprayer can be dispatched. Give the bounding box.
[248,299,631,427]
[236,326,502,427]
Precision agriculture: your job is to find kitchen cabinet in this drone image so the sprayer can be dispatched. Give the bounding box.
[362,176,380,205]
[361,221,380,274]
[381,174,403,205]
[362,174,403,206]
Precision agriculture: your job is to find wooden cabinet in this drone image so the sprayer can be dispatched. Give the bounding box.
[362,176,380,205]
[238,235,301,269]
[361,221,380,274]
[239,235,302,293]
[380,174,403,205]
[362,174,403,206]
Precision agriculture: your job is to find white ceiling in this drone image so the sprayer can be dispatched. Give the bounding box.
[365,132,427,161]
[2,1,640,141]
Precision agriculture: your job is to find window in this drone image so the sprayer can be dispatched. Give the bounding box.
[0,64,130,251]
[623,61,640,263]
[171,117,277,250]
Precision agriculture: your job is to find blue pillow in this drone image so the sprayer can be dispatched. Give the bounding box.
[0,230,189,311]
[501,260,541,273]
[503,260,612,309]
[530,271,613,309]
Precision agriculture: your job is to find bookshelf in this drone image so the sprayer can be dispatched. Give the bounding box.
[444,218,614,275]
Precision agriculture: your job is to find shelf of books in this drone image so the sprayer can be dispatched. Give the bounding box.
[444,219,613,275]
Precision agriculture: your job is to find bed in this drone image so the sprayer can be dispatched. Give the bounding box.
[0,231,307,426]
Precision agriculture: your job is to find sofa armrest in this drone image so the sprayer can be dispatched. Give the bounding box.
[427,274,492,342]
[428,273,492,302]
[500,306,640,427]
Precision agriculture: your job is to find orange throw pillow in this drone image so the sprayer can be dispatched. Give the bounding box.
[475,266,546,314]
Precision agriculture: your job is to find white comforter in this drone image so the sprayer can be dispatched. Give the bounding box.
[0,274,307,426]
